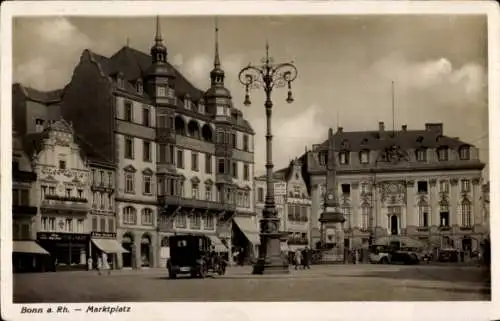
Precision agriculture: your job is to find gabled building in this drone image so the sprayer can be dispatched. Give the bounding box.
[22,119,91,270]
[255,159,311,253]
[57,18,256,268]
[303,122,487,253]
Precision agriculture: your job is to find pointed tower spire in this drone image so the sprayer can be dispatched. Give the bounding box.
[151,15,167,64]
[214,17,221,68]
[325,127,340,208]
[210,17,225,87]
[155,15,163,43]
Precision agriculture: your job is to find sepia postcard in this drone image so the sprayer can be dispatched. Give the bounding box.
[1,1,499,321]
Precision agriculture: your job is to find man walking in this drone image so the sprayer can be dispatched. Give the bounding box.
[302,247,311,269]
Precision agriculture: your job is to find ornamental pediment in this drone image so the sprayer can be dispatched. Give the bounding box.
[142,167,154,176]
[123,165,137,173]
[190,176,200,184]
[376,144,410,164]
[204,178,214,185]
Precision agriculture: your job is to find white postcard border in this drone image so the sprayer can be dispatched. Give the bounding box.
[1,1,498,321]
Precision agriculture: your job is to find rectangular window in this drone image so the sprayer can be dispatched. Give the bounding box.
[417,149,427,162]
[65,218,73,232]
[205,185,212,201]
[100,171,105,186]
[108,172,113,188]
[360,151,369,164]
[175,214,187,228]
[232,162,238,178]
[108,219,114,233]
[459,147,470,160]
[142,107,150,127]
[124,137,134,159]
[157,86,166,97]
[257,187,264,203]
[190,213,201,229]
[59,160,66,170]
[243,164,249,181]
[217,158,225,174]
[440,212,450,227]
[461,179,470,192]
[205,154,212,174]
[361,206,370,230]
[143,141,151,162]
[143,175,152,195]
[77,219,84,233]
[191,152,199,171]
[341,184,350,195]
[339,152,349,165]
[417,181,428,193]
[124,101,133,122]
[232,133,237,149]
[243,135,249,152]
[204,214,215,230]
[100,218,106,232]
[92,217,98,231]
[176,150,184,168]
[157,114,167,128]
[158,144,167,163]
[169,145,175,164]
[437,148,448,161]
[192,183,199,199]
[125,173,134,193]
[439,181,449,193]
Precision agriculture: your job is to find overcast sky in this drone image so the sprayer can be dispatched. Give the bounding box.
[13,15,488,176]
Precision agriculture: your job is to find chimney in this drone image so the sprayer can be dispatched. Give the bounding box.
[402,125,407,132]
[425,123,443,135]
[379,121,385,132]
[337,126,343,133]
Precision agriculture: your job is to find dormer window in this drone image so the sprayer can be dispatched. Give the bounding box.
[359,150,369,164]
[184,97,190,110]
[459,146,470,160]
[318,152,327,166]
[198,100,205,114]
[117,73,125,88]
[157,86,166,97]
[339,151,350,165]
[136,80,143,94]
[416,148,427,162]
[437,147,448,161]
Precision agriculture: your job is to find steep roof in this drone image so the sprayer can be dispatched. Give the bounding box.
[13,83,64,104]
[87,46,254,134]
[316,124,470,152]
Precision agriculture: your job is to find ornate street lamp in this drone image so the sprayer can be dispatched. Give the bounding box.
[238,42,298,274]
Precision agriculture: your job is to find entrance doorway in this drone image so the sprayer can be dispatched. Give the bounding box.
[122,233,133,268]
[141,234,151,267]
[462,237,472,255]
[390,215,399,235]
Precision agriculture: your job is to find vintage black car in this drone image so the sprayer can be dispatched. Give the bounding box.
[166,234,227,279]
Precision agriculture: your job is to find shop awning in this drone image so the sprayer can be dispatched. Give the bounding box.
[92,238,129,254]
[208,235,228,252]
[233,216,261,245]
[13,241,50,255]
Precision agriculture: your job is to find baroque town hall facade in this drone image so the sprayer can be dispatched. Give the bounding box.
[304,122,487,253]
[13,18,256,269]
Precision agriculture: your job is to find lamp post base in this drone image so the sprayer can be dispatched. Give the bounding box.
[252,234,289,275]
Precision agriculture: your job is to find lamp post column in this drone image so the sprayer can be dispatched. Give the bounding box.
[239,42,298,274]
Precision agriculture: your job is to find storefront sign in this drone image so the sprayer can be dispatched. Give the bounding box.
[91,232,117,239]
[37,232,90,242]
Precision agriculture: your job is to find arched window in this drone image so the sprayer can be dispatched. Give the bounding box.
[123,206,137,225]
[461,199,472,227]
[418,200,429,227]
[439,201,450,227]
[141,208,153,225]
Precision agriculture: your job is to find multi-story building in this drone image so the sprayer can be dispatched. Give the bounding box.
[22,119,91,270]
[481,182,490,234]
[55,18,256,268]
[255,159,312,253]
[12,129,46,272]
[303,122,487,254]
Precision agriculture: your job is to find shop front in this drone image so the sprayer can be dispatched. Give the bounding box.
[90,232,128,270]
[37,232,90,271]
[12,240,54,273]
[232,216,260,265]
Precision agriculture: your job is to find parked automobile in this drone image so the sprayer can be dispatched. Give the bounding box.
[438,248,459,262]
[369,245,420,265]
[166,234,227,279]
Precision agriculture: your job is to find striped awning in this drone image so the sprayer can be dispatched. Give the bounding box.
[13,241,50,255]
[233,216,261,245]
[92,238,129,254]
[208,235,228,252]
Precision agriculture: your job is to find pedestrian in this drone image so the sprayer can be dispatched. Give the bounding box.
[97,256,103,275]
[232,248,239,266]
[294,249,302,270]
[102,253,111,275]
[303,247,311,269]
[87,257,93,271]
[354,249,359,265]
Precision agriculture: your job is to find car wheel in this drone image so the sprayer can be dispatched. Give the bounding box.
[380,257,389,264]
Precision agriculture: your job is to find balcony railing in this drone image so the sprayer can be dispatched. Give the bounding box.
[288,238,308,245]
[45,195,88,203]
[439,225,452,231]
[40,198,89,213]
[417,227,429,232]
[158,195,236,212]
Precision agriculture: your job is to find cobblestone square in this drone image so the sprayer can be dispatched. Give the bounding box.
[13,264,490,302]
